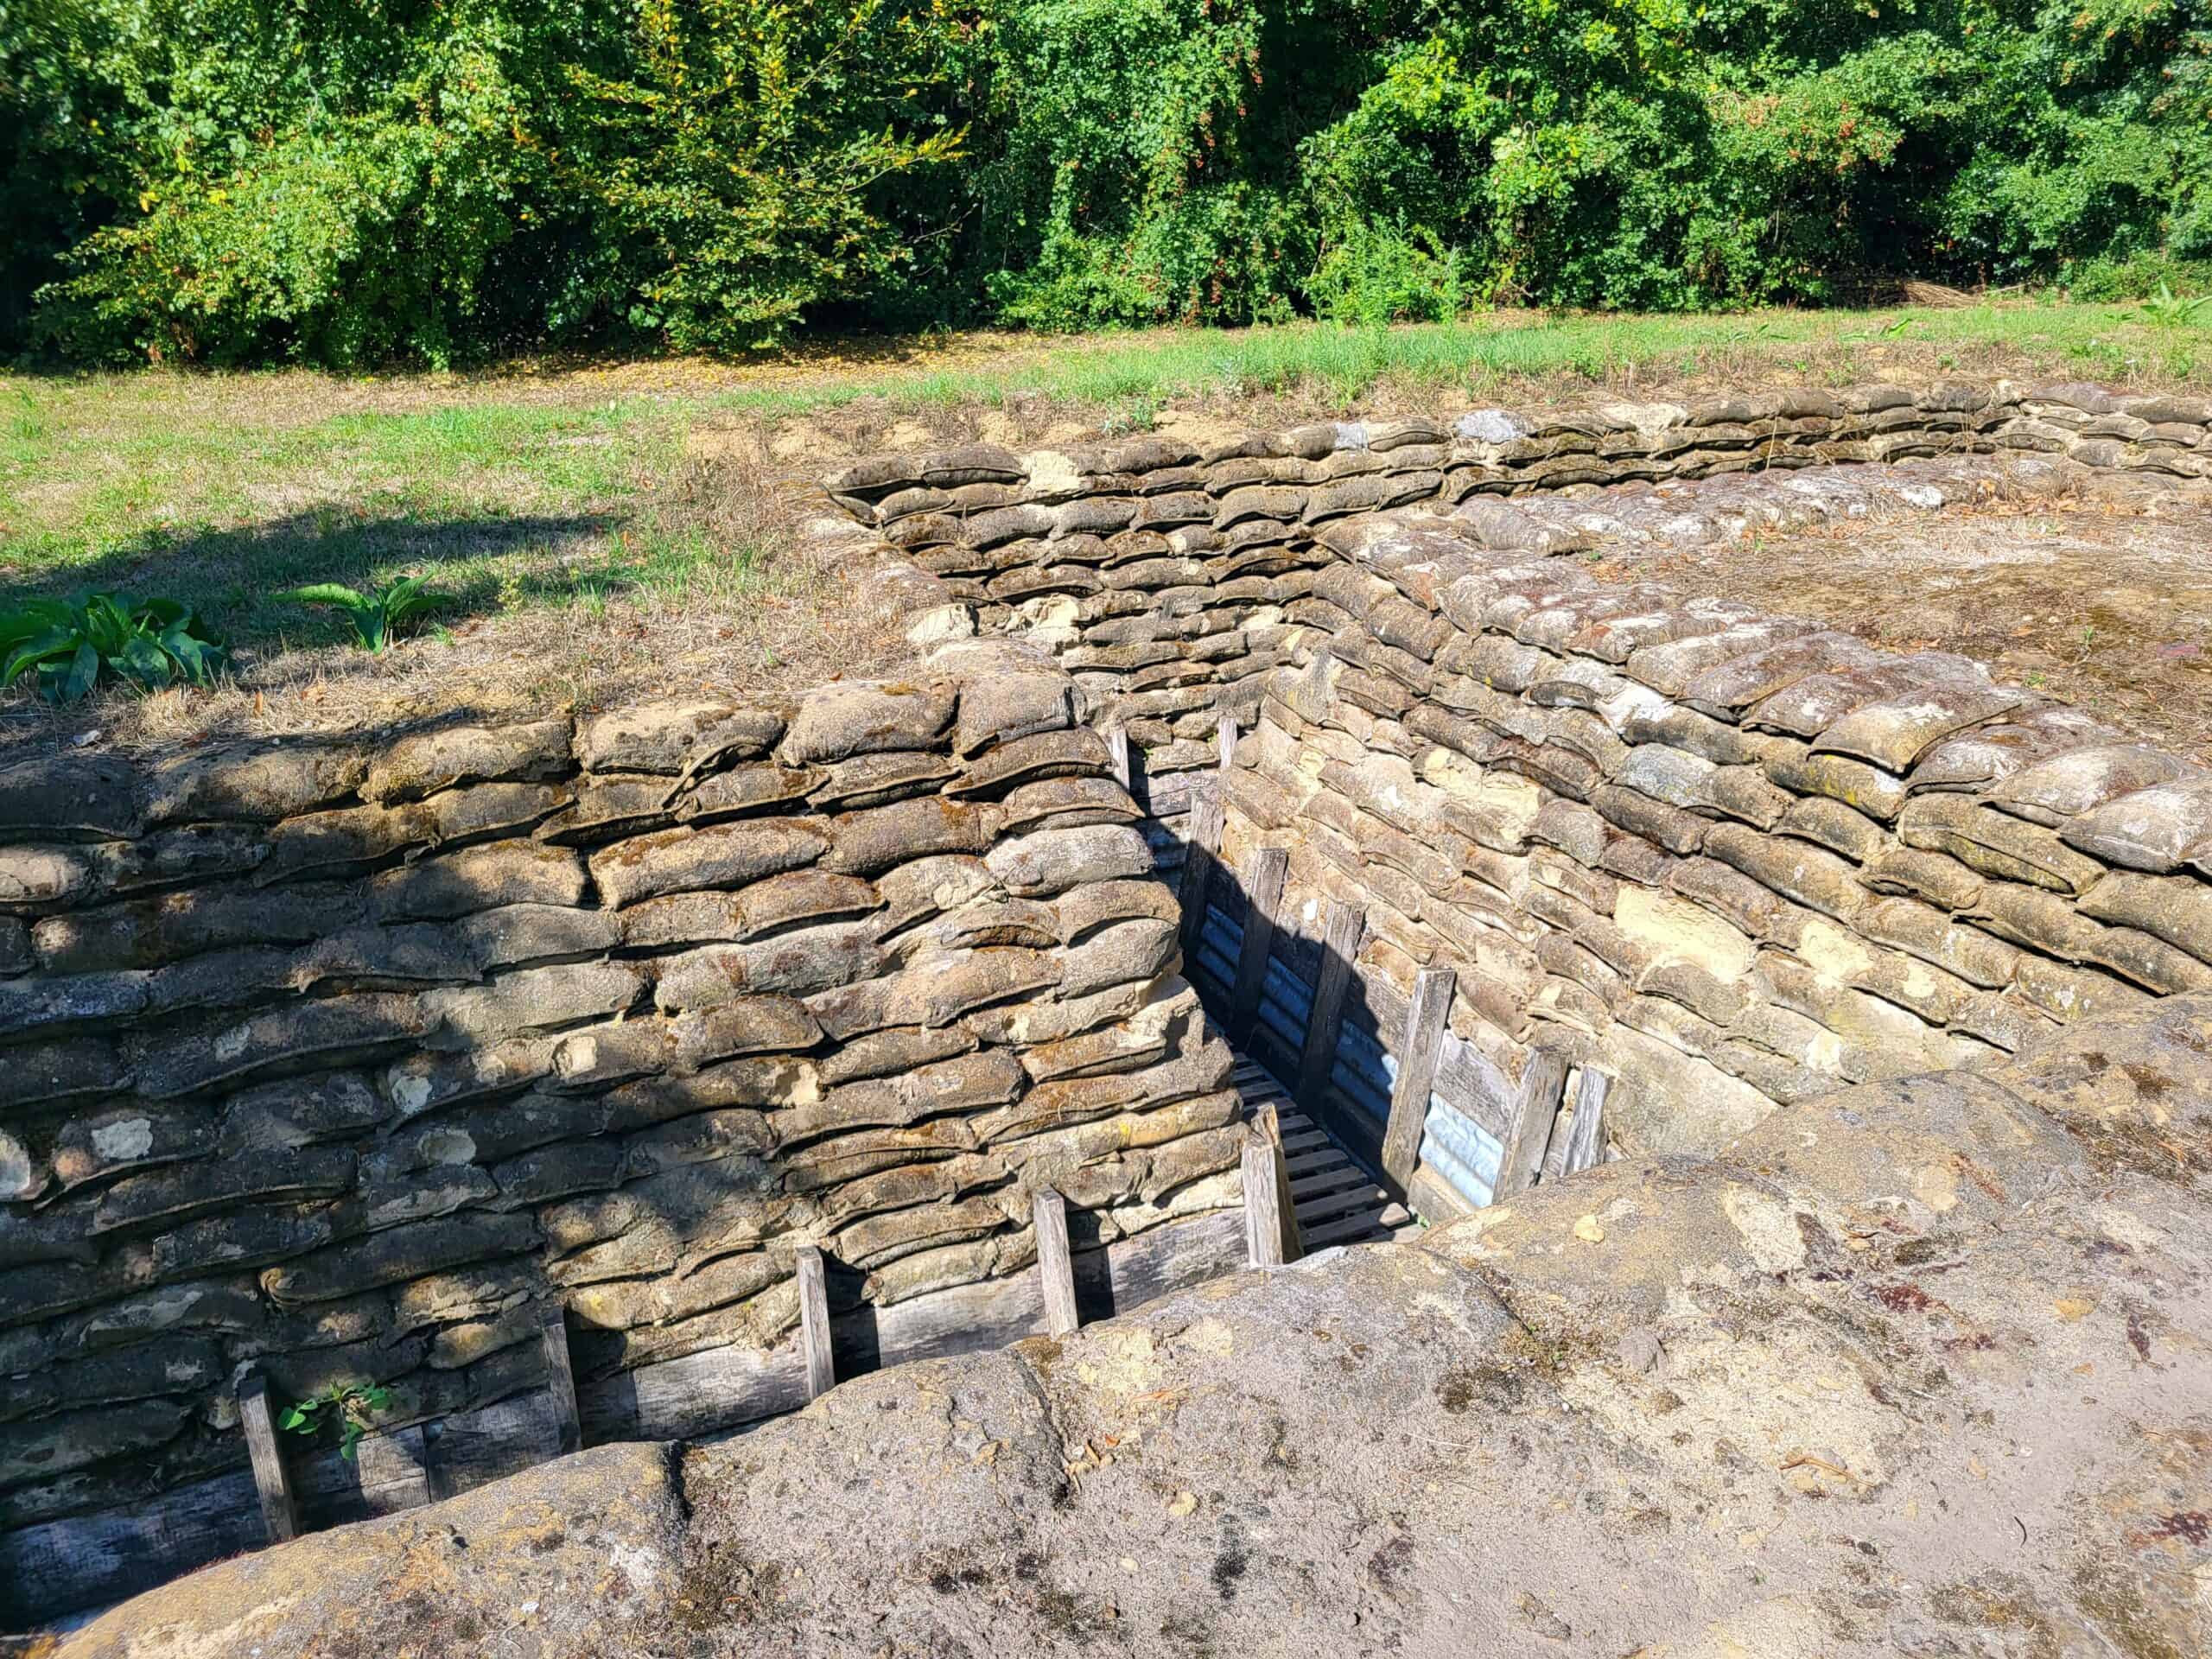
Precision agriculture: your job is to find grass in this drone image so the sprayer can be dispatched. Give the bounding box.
[0,300,2203,747]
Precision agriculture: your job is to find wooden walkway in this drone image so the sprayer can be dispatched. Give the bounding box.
[1230,1056,1414,1251]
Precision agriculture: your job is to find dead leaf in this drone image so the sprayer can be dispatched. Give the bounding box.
[1781,1452,1849,1477]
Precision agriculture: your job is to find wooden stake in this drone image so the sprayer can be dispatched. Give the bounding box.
[1497,1050,1571,1198]
[1177,779,1225,963]
[1241,1142,1286,1269]
[795,1246,835,1401]
[1381,965,1455,1191]
[1294,899,1366,1116]
[538,1300,582,1457]
[1227,846,1288,1044]
[1106,727,1133,795]
[237,1371,298,1546]
[1558,1067,1611,1178]
[1033,1188,1080,1338]
[1252,1103,1304,1262]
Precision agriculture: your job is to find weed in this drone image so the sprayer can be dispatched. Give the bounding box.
[0,592,226,702]
[2142,283,2210,329]
[279,1382,392,1461]
[276,575,443,652]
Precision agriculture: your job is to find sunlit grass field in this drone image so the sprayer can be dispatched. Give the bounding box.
[1,302,2202,679]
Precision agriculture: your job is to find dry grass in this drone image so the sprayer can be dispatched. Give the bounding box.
[3,302,2206,753]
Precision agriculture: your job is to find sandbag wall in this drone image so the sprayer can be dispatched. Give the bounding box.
[1210,502,2212,1208]
[826,380,2212,1223]
[0,639,1248,1624]
[827,382,2212,861]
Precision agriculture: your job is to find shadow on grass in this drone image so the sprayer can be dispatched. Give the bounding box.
[0,507,641,652]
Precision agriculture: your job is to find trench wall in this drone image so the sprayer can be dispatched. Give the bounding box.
[825,379,2212,1217]
[0,634,1246,1623]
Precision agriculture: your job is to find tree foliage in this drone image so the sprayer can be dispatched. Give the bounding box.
[3,0,2205,363]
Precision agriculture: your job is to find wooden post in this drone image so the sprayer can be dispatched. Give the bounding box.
[1558,1068,1611,1178]
[1497,1050,1571,1198]
[795,1246,835,1402]
[237,1371,299,1546]
[1177,779,1225,963]
[1381,966,1454,1191]
[1294,899,1366,1116]
[1106,727,1133,795]
[1252,1103,1304,1263]
[1227,846,1288,1044]
[1033,1188,1079,1338]
[538,1300,582,1458]
[1216,713,1240,772]
[1241,1142,1286,1269]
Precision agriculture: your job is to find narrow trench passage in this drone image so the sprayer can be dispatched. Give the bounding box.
[1227,1056,1413,1249]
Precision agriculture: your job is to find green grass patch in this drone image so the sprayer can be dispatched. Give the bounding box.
[1,302,2201,652]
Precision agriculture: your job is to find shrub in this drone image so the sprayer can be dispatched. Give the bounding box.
[4,0,2208,359]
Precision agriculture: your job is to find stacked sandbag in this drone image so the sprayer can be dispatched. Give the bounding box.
[823,387,2212,840]
[0,639,1242,1588]
[1212,495,2212,1179]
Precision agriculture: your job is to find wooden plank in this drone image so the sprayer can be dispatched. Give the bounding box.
[540,1300,582,1457]
[1289,1166,1371,1201]
[1106,725,1133,793]
[1318,1082,1389,1176]
[1298,1183,1389,1226]
[1252,1103,1303,1262]
[426,1392,563,1503]
[1381,966,1455,1192]
[1539,1101,1577,1185]
[1294,899,1366,1117]
[796,1245,836,1402]
[1177,780,1225,963]
[236,1370,298,1547]
[1408,1160,1479,1225]
[576,1210,1246,1446]
[1559,1068,1611,1177]
[0,1471,264,1627]
[1242,1142,1286,1269]
[1033,1188,1080,1338]
[296,1425,430,1529]
[1301,1211,1392,1249]
[1432,1028,1517,1140]
[1226,846,1287,1044]
[1217,713,1240,772]
[1497,1050,1572,1198]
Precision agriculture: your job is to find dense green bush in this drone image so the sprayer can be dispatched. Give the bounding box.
[3,0,2205,364]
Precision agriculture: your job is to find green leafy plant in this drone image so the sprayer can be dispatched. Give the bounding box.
[2142,283,2210,329]
[277,575,442,652]
[279,1382,392,1462]
[0,592,226,702]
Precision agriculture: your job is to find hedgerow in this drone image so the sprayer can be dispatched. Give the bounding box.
[2,0,2205,363]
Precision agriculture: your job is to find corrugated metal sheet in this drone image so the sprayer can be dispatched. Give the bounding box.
[1420,1098,1505,1209]
[1255,955,1314,1058]
[1192,904,1241,1000]
[1329,1018,1395,1130]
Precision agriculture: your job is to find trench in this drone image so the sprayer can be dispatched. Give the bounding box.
[836,386,2212,1233]
[10,383,2212,1630]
